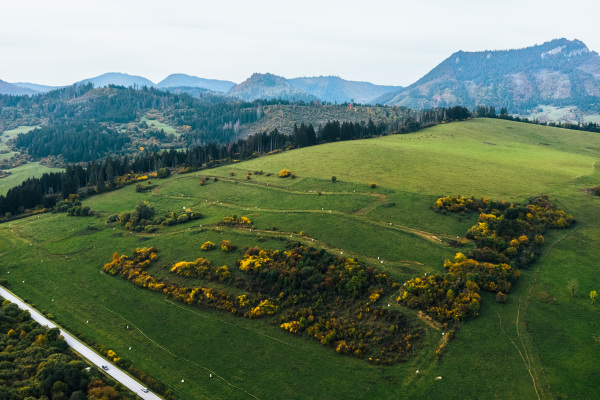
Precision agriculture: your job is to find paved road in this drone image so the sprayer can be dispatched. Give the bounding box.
[0,286,162,400]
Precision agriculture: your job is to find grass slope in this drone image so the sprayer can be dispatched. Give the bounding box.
[140,116,179,137]
[0,125,63,195]
[0,125,37,160]
[1,119,599,399]
[0,163,64,196]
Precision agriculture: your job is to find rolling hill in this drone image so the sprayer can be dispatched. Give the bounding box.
[228,73,319,102]
[289,76,401,104]
[157,73,236,93]
[229,74,401,103]
[77,72,156,88]
[11,82,62,93]
[375,38,600,116]
[1,118,599,399]
[0,79,39,95]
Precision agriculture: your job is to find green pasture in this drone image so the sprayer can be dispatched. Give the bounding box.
[0,125,37,159]
[0,125,63,195]
[0,125,36,161]
[0,125,37,148]
[1,118,600,399]
[0,162,64,196]
[140,116,179,137]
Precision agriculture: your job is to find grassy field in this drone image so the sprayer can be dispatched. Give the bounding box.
[0,125,38,160]
[1,118,600,399]
[0,162,64,196]
[140,116,179,137]
[0,125,64,195]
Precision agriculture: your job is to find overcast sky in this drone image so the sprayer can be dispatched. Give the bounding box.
[2,0,599,87]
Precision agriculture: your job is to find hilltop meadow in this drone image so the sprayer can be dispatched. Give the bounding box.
[1,118,599,399]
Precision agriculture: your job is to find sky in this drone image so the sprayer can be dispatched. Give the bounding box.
[1,0,600,87]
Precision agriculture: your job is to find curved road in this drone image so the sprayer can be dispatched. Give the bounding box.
[0,286,162,400]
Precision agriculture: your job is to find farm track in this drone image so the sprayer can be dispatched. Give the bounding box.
[497,226,580,400]
[151,175,453,247]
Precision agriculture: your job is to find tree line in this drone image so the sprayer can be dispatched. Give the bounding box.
[15,122,131,162]
[1,84,269,148]
[0,105,473,218]
[7,102,597,220]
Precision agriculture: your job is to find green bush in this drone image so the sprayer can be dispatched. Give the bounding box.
[157,168,171,179]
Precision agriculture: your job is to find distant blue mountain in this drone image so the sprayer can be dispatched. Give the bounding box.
[228,73,319,102]
[288,76,402,104]
[0,79,38,95]
[77,72,155,88]
[373,38,600,114]
[157,74,235,93]
[11,82,62,93]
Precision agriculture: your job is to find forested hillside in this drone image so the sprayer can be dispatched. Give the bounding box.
[0,84,414,164]
[376,38,600,116]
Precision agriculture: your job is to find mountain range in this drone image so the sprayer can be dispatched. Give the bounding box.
[4,72,400,104]
[374,38,600,116]
[289,76,401,104]
[0,80,41,96]
[155,74,235,93]
[3,38,600,117]
[229,73,319,103]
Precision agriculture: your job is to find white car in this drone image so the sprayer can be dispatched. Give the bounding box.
[141,388,149,393]
[101,365,109,371]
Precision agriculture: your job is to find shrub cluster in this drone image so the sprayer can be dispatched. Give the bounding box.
[221,215,251,225]
[170,258,232,282]
[278,169,292,178]
[54,194,95,217]
[200,241,216,251]
[156,208,202,227]
[108,201,202,232]
[399,195,575,325]
[103,243,420,364]
[436,194,573,268]
[400,272,482,322]
[220,240,237,252]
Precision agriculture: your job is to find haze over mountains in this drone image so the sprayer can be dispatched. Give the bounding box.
[375,38,600,115]
[0,80,41,96]
[3,39,600,117]
[156,74,236,93]
[288,76,402,104]
[229,73,319,103]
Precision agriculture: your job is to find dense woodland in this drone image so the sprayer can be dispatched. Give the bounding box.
[0,297,133,400]
[0,84,266,151]
[15,122,130,162]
